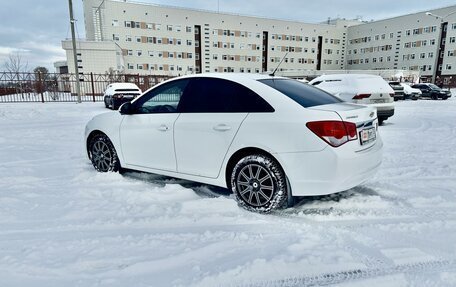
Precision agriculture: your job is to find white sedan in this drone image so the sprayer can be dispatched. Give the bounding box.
[85,73,383,212]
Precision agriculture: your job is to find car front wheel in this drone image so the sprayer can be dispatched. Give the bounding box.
[231,154,287,213]
[88,134,120,172]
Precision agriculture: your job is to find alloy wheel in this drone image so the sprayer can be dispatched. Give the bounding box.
[236,164,274,207]
[91,140,113,172]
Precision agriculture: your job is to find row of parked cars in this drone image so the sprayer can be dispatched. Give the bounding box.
[306,74,452,125]
[388,81,451,101]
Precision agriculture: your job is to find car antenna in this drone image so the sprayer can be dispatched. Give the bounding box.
[270,52,289,77]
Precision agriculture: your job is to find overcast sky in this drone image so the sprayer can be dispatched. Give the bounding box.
[1,0,455,71]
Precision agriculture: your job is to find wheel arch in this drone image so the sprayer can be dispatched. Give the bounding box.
[224,147,285,191]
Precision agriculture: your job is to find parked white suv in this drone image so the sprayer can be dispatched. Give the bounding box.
[103,83,142,110]
[309,74,395,125]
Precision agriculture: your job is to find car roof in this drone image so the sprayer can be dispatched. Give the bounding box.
[312,74,383,81]
[176,73,287,82]
[107,83,140,89]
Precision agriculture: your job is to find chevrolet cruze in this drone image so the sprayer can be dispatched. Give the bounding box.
[85,73,383,212]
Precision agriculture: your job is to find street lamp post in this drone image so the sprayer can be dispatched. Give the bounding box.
[68,0,81,103]
[425,11,456,84]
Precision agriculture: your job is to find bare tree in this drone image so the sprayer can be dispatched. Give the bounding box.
[3,52,29,73]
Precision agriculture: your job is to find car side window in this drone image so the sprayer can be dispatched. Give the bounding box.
[133,79,190,114]
[178,77,274,113]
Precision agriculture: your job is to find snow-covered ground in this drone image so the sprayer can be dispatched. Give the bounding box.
[1,96,456,287]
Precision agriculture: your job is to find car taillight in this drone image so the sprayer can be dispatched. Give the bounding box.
[389,93,395,97]
[306,121,358,147]
[352,94,371,100]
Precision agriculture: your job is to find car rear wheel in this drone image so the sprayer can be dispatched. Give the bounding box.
[231,154,287,213]
[88,134,120,172]
[111,99,119,110]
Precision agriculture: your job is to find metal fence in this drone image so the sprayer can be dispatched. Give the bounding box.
[0,72,173,103]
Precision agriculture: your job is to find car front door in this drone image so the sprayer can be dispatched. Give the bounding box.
[174,77,274,178]
[119,79,189,172]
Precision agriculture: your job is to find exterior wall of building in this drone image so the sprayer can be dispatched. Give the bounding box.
[79,0,348,76]
[62,40,120,74]
[346,6,456,84]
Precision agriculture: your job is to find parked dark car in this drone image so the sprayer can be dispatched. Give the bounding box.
[103,83,142,110]
[411,83,451,100]
[388,81,405,101]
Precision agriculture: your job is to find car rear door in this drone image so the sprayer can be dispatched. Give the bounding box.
[119,79,190,172]
[174,77,274,178]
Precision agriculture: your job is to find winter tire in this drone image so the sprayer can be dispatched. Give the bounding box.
[111,99,119,110]
[231,154,287,213]
[88,134,120,172]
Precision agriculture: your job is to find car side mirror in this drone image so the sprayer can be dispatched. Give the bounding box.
[119,102,134,115]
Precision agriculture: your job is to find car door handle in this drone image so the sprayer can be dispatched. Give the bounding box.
[157,125,169,131]
[213,124,231,131]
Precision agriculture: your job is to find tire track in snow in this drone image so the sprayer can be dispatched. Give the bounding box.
[240,259,456,287]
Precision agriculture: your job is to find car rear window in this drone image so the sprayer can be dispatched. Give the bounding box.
[259,79,342,108]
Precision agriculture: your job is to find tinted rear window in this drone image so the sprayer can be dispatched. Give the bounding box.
[259,79,342,108]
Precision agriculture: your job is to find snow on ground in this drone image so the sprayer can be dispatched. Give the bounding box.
[0,95,456,287]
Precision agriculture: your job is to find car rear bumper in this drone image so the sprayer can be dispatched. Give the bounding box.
[276,137,383,197]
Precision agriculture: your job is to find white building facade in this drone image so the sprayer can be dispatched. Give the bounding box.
[346,6,456,85]
[62,0,456,85]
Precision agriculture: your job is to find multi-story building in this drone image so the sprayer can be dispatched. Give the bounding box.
[346,6,456,85]
[62,0,456,85]
[64,0,353,76]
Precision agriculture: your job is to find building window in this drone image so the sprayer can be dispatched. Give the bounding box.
[125,21,131,28]
[127,50,133,56]
[405,30,411,36]
[112,20,119,27]
[420,53,426,59]
[156,24,161,30]
[187,40,193,46]
[428,52,434,58]
[450,37,456,43]
[167,25,173,31]
[135,22,140,28]
[136,36,141,43]
[112,34,119,41]
[126,35,132,42]
[430,39,436,45]
[186,26,192,33]
[137,50,142,56]
[148,51,154,57]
